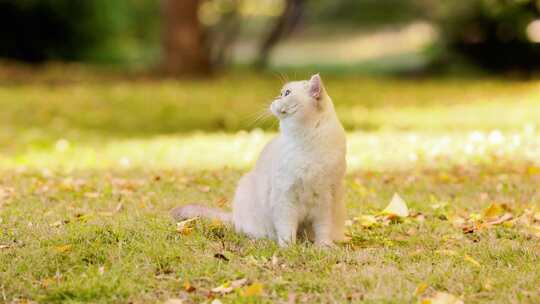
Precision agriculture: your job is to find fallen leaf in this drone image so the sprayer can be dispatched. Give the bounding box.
[231,278,248,288]
[463,254,481,267]
[176,217,198,235]
[198,185,211,193]
[422,292,463,304]
[415,282,429,296]
[84,192,100,199]
[211,300,223,304]
[486,213,513,226]
[213,253,229,262]
[271,254,279,267]
[356,215,377,228]
[183,280,196,292]
[241,282,263,297]
[483,279,493,291]
[41,277,56,288]
[55,244,72,253]
[216,196,228,207]
[211,282,233,294]
[382,193,409,218]
[51,221,67,228]
[114,202,124,213]
[435,249,457,256]
[483,203,504,220]
[164,299,184,304]
[178,227,193,235]
[210,218,223,229]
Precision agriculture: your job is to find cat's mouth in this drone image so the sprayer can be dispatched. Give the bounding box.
[271,103,298,119]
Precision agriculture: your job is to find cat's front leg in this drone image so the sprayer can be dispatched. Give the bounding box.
[312,194,335,247]
[273,207,298,247]
[271,191,299,247]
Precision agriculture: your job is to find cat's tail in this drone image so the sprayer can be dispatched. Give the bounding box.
[170,204,232,223]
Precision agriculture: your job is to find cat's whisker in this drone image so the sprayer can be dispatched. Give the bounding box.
[280,72,289,83]
[245,106,273,128]
[272,71,286,85]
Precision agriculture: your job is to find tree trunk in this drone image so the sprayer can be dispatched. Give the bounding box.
[162,0,211,76]
[255,0,306,69]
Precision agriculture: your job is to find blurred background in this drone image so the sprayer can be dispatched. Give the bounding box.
[2,0,540,74]
[1,0,540,170]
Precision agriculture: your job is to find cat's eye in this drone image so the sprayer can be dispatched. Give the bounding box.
[283,89,291,97]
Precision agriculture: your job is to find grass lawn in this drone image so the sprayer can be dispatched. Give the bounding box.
[1,66,540,303]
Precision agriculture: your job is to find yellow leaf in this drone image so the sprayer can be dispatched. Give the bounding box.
[356,215,377,228]
[176,217,198,235]
[177,227,193,236]
[527,166,540,175]
[55,244,72,253]
[210,218,223,228]
[483,203,504,220]
[183,280,195,292]
[242,282,263,297]
[41,277,55,288]
[382,193,409,218]
[423,292,463,304]
[435,249,457,256]
[415,282,429,296]
[463,254,481,267]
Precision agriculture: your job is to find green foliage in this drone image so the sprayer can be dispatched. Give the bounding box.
[0,0,160,64]
[309,0,425,27]
[431,0,540,71]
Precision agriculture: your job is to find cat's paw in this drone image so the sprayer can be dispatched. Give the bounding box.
[315,240,336,249]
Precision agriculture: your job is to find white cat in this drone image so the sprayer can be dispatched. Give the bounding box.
[171,74,347,247]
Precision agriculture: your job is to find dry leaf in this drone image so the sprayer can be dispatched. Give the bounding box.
[210,218,223,228]
[231,278,248,288]
[84,192,100,199]
[211,278,248,294]
[41,277,56,288]
[356,215,377,228]
[435,249,457,256]
[483,203,504,220]
[198,185,211,193]
[486,213,513,226]
[176,217,198,235]
[50,220,68,227]
[382,193,409,218]
[422,292,463,304]
[242,282,263,297]
[463,254,481,267]
[0,244,11,249]
[164,299,184,304]
[55,244,72,253]
[114,202,124,213]
[183,280,196,292]
[216,196,228,207]
[211,300,223,304]
[211,282,233,294]
[415,282,429,296]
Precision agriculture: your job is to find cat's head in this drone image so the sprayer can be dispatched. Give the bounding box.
[270,74,331,124]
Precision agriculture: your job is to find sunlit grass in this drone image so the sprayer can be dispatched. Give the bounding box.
[1,129,540,172]
[1,68,540,303]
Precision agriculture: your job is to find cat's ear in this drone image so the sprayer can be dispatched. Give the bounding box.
[309,73,324,100]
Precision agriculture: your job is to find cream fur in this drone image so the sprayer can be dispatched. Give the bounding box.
[232,74,346,246]
[171,74,347,247]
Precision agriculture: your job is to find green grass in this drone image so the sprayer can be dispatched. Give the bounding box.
[1,66,540,303]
